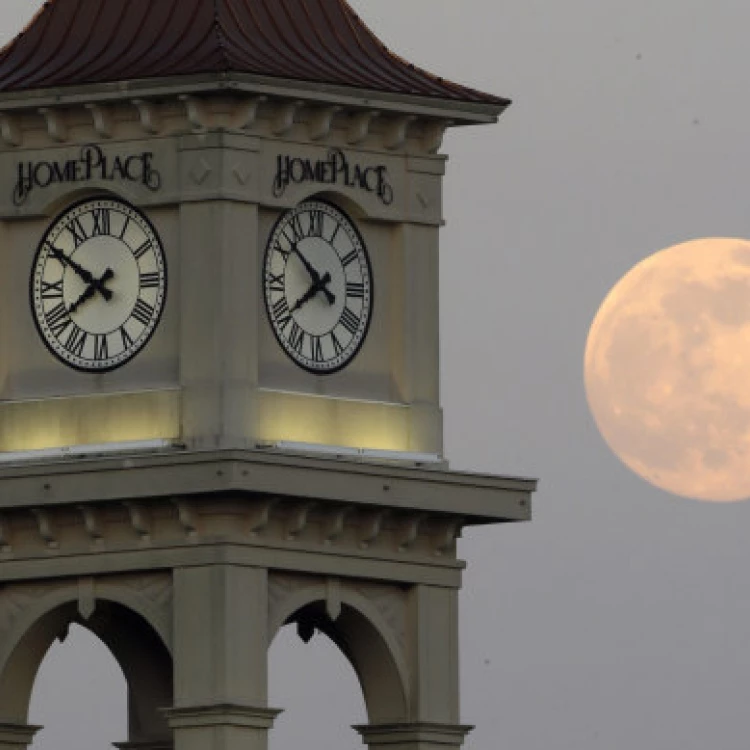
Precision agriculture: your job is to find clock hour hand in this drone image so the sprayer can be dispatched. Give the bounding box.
[49,246,114,302]
[68,268,115,313]
[291,272,335,312]
[291,244,336,305]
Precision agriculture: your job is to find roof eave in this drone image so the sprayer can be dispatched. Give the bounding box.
[0,71,511,125]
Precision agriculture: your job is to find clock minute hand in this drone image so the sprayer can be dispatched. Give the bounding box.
[68,268,115,313]
[49,246,114,301]
[291,273,334,312]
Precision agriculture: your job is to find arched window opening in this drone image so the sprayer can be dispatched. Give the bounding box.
[270,609,367,750]
[29,623,127,750]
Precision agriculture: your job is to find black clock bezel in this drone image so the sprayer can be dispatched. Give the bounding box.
[29,194,168,374]
[263,198,374,376]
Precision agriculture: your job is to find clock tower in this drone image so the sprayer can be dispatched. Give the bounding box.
[0,2,535,749]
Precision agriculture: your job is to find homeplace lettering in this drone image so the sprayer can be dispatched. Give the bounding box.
[13,144,161,206]
[273,148,393,205]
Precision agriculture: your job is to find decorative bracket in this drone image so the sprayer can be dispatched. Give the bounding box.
[308,106,341,141]
[85,103,113,139]
[433,519,462,556]
[180,95,209,131]
[247,498,278,536]
[233,95,267,130]
[359,510,385,549]
[124,502,152,543]
[272,100,301,136]
[0,114,21,147]
[383,115,416,150]
[31,508,58,549]
[173,499,199,540]
[422,119,452,154]
[78,577,96,621]
[326,577,342,621]
[397,514,427,552]
[78,506,105,548]
[38,107,67,142]
[347,111,378,145]
[323,506,352,545]
[132,98,161,134]
[0,514,12,553]
[286,502,315,540]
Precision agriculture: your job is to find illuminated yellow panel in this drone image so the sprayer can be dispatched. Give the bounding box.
[0,390,180,452]
[257,389,411,452]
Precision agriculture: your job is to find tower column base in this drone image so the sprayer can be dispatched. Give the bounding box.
[166,704,281,750]
[355,722,473,750]
[0,723,41,750]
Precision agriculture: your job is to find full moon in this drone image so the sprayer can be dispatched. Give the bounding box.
[584,238,750,502]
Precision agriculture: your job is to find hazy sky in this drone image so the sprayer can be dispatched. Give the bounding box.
[5,1,750,748]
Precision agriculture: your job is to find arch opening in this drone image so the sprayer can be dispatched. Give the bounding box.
[0,599,173,747]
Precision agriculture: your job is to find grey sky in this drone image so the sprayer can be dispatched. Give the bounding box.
[5,0,750,748]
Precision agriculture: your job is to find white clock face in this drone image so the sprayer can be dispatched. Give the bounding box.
[263,200,373,374]
[30,197,167,372]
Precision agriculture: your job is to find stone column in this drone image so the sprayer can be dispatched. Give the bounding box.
[357,584,470,750]
[170,565,280,750]
[0,723,40,750]
[355,722,472,750]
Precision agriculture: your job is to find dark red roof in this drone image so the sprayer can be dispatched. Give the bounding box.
[0,0,506,107]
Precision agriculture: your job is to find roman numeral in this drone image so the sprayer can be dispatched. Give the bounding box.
[119,216,130,240]
[288,215,305,243]
[119,325,134,350]
[308,210,324,237]
[266,271,285,293]
[330,331,344,356]
[64,325,87,357]
[289,322,305,354]
[94,334,109,361]
[346,281,365,299]
[140,271,161,289]
[131,298,154,326]
[45,302,72,338]
[340,307,360,335]
[311,336,324,363]
[91,208,111,237]
[273,239,291,261]
[67,217,88,247]
[341,249,358,267]
[41,279,64,299]
[133,239,153,260]
[329,223,341,245]
[272,296,292,331]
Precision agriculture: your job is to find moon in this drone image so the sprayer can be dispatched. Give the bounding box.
[584,238,750,502]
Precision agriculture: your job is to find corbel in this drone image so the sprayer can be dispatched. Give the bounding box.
[422,119,452,154]
[323,505,352,545]
[347,110,378,145]
[124,501,152,543]
[358,510,385,549]
[383,115,416,150]
[38,107,68,143]
[247,498,278,535]
[233,95,267,130]
[432,518,463,556]
[286,502,315,540]
[78,577,97,621]
[179,95,209,131]
[78,505,105,547]
[308,105,341,141]
[0,514,12,553]
[173,498,199,540]
[325,577,342,621]
[272,100,301,136]
[396,513,426,552]
[31,508,58,549]
[0,113,22,147]
[132,98,161,134]
[84,103,114,139]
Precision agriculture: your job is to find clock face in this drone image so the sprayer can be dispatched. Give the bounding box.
[263,199,373,374]
[30,196,167,372]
